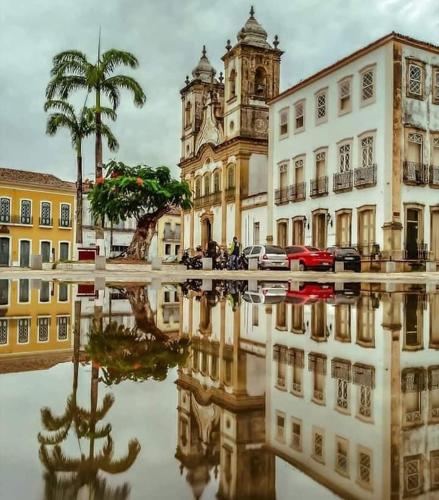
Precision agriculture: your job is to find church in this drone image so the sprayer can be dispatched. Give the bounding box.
[178,7,282,251]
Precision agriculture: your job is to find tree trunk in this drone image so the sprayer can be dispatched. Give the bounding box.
[76,145,83,245]
[126,208,170,260]
[95,89,104,240]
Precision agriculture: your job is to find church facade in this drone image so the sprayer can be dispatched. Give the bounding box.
[178,7,282,251]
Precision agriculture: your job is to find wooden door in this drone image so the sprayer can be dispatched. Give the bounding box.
[19,240,30,267]
[0,238,9,266]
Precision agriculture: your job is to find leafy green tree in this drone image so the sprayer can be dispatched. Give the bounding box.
[44,100,118,244]
[45,47,145,216]
[88,161,192,259]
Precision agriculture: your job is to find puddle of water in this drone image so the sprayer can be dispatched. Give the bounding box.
[0,278,438,499]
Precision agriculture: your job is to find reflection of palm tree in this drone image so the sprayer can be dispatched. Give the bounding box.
[87,286,190,385]
[38,302,140,498]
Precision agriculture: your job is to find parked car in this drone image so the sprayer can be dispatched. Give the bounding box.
[285,245,334,271]
[326,246,361,272]
[242,245,289,270]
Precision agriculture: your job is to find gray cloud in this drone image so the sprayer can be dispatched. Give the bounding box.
[1,0,439,181]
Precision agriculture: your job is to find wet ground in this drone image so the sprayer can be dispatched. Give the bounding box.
[0,278,438,499]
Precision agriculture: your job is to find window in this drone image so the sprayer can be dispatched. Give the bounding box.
[335,437,349,476]
[40,202,51,226]
[279,163,288,189]
[294,158,304,186]
[356,295,375,345]
[203,174,210,196]
[18,279,29,303]
[227,165,235,189]
[57,316,69,340]
[316,90,327,122]
[290,348,304,395]
[315,151,326,178]
[194,177,201,198]
[58,283,68,302]
[359,385,372,419]
[60,242,69,261]
[175,244,180,255]
[407,132,423,163]
[0,280,8,306]
[20,200,31,224]
[361,136,374,167]
[279,108,288,136]
[41,241,51,264]
[430,451,439,489]
[60,204,70,227]
[229,69,236,98]
[407,62,424,98]
[404,455,423,496]
[274,345,287,389]
[291,418,302,451]
[276,412,286,442]
[252,304,259,326]
[309,353,326,404]
[254,67,266,97]
[253,222,260,245]
[336,379,349,412]
[0,198,11,223]
[433,68,439,104]
[0,319,8,345]
[335,304,351,341]
[38,317,50,342]
[40,281,50,303]
[339,78,352,113]
[361,67,375,103]
[184,101,192,127]
[165,243,171,255]
[358,447,373,489]
[339,143,351,172]
[18,318,30,344]
[213,171,220,192]
[294,100,304,130]
[312,428,324,462]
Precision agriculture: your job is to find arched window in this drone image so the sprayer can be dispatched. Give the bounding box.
[227,165,235,189]
[255,67,266,97]
[185,101,192,127]
[213,170,221,192]
[204,173,211,195]
[229,69,236,98]
[195,177,201,198]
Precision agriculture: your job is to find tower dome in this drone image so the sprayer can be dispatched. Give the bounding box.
[192,46,216,83]
[237,6,270,48]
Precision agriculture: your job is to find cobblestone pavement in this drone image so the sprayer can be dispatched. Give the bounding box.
[1,263,439,284]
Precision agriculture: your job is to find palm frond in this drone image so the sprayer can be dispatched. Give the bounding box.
[101,49,139,76]
[99,439,141,474]
[51,50,89,76]
[102,75,146,107]
[44,99,76,119]
[101,123,119,151]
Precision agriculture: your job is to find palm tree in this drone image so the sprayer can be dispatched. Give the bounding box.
[45,48,146,183]
[44,100,118,244]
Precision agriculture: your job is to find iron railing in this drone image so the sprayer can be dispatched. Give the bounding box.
[59,219,72,228]
[430,165,439,187]
[354,164,377,187]
[310,176,328,197]
[288,182,306,202]
[333,171,353,192]
[164,229,181,241]
[0,215,33,225]
[274,187,289,205]
[39,217,53,226]
[357,243,381,258]
[405,243,429,261]
[403,161,429,185]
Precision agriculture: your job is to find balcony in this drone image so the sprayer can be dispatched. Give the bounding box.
[0,215,33,225]
[274,187,289,205]
[225,187,235,202]
[405,410,422,424]
[163,229,181,241]
[193,191,222,210]
[354,164,377,188]
[310,176,328,197]
[39,217,53,227]
[333,171,353,192]
[288,182,306,202]
[403,161,429,185]
[430,165,439,187]
[405,242,429,261]
[59,219,72,228]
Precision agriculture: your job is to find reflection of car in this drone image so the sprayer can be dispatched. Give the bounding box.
[327,282,361,304]
[285,283,334,305]
[285,245,334,271]
[326,246,361,272]
[242,245,289,270]
[243,288,286,304]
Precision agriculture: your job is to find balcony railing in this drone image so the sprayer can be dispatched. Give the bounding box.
[405,410,422,424]
[39,217,53,226]
[354,164,377,187]
[193,191,222,209]
[288,182,306,202]
[403,161,429,185]
[430,165,439,187]
[405,243,429,261]
[0,215,33,225]
[225,187,235,202]
[274,187,289,205]
[333,171,353,192]
[310,176,328,197]
[59,219,72,228]
[164,229,181,241]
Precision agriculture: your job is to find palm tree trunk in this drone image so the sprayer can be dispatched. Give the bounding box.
[76,141,83,245]
[95,89,104,242]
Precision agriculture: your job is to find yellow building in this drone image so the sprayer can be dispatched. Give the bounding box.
[156,207,181,259]
[0,279,73,364]
[0,167,75,267]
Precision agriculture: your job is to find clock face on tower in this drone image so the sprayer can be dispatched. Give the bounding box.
[255,117,267,133]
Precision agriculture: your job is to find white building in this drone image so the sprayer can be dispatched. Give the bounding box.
[268,32,439,268]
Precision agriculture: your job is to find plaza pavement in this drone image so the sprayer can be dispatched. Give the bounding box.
[1,263,439,284]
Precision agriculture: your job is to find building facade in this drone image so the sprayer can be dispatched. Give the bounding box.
[179,7,282,251]
[268,33,439,267]
[149,208,182,261]
[0,168,75,266]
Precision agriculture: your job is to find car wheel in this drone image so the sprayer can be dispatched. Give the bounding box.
[299,262,306,272]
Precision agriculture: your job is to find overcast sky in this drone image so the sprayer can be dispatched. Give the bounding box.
[1,0,439,181]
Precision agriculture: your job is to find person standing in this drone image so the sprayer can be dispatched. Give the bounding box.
[229,236,241,270]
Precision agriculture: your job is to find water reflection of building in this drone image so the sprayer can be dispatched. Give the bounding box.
[267,284,439,499]
[0,278,73,371]
[177,284,275,499]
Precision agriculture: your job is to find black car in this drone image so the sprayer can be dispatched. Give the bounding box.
[326,246,361,272]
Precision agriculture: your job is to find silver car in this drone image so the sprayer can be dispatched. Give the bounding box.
[243,245,288,270]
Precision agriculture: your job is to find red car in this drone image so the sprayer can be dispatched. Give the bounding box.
[285,245,334,271]
[286,283,335,305]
